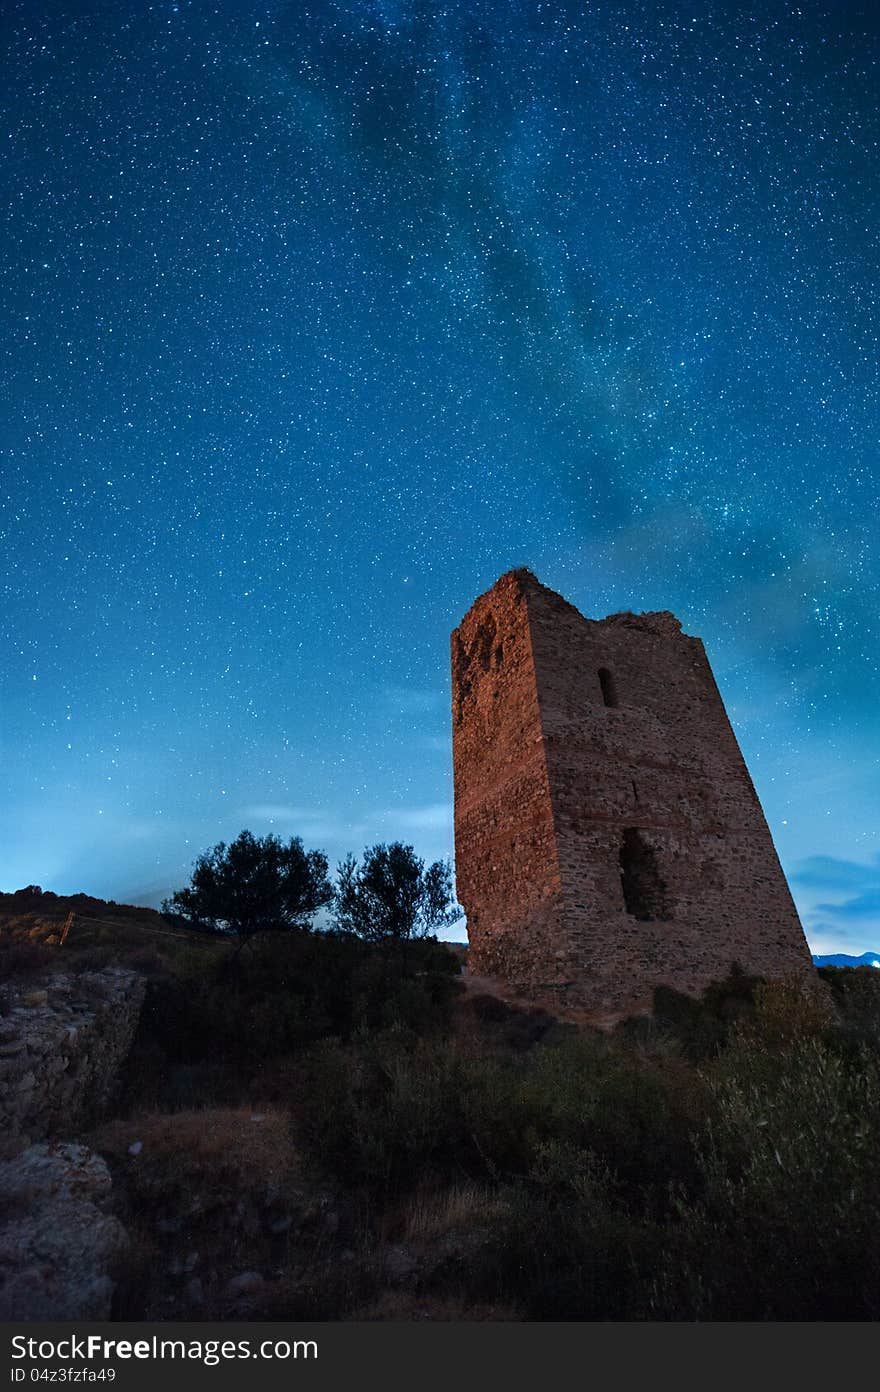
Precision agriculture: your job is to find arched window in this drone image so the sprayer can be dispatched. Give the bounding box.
[598,667,618,708]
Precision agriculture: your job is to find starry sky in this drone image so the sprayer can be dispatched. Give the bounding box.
[2,0,878,953]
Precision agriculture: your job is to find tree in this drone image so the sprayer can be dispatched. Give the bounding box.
[332,841,461,944]
[162,829,333,940]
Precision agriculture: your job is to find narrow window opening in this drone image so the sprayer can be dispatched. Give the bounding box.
[476,616,496,672]
[619,828,673,921]
[598,667,618,707]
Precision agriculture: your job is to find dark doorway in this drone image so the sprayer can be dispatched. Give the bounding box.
[598,667,618,707]
[619,828,673,920]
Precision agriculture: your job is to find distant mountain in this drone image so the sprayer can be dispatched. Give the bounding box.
[813,952,880,969]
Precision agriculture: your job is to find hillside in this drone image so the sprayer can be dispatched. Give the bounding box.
[4,884,880,1321]
[0,885,223,975]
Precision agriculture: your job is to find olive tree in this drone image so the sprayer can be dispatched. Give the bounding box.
[332,842,461,944]
[162,829,333,940]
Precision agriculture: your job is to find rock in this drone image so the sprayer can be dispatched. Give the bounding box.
[127,1140,143,1156]
[225,1271,264,1297]
[0,1142,114,1210]
[22,991,48,1008]
[383,1244,418,1286]
[0,1144,127,1320]
[0,1204,126,1320]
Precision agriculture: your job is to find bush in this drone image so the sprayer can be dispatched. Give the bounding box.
[653,1029,880,1319]
[476,978,880,1320]
[520,1032,707,1206]
[123,932,463,1111]
[650,966,763,1060]
[483,1141,661,1320]
[293,1023,705,1212]
[818,965,880,1057]
[0,934,54,981]
[294,1032,531,1194]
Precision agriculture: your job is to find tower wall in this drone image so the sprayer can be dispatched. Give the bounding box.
[451,569,814,1019]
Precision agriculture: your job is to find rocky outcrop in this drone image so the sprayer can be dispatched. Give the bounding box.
[0,1142,128,1319]
[0,968,146,1157]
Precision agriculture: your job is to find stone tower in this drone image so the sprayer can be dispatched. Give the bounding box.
[451,569,814,1019]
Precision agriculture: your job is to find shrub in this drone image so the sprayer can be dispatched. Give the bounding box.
[484,1141,661,1320]
[818,965,880,1057]
[650,966,763,1060]
[294,1032,530,1194]
[653,1031,880,1319]
[128,932,462,1096]
[0,934,54,981]
[734,975,834,1051]
[521,1032,707,1205]
[294,1025,704,1210]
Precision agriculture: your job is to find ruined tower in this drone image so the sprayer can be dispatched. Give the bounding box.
[451,569,814,1019]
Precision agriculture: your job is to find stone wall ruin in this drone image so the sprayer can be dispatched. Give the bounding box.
[0,967,146,1158]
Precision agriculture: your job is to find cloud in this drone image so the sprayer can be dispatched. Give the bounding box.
[390,803,453,832]
[806,923,875,957]
[237,800,455,855]
[815,890,880,922]
[378,684,446,715]
[238,804,357,842]
[241,804,319,824]
[417,733,451,753]
[792,853,880,954]
[790,853,880,893]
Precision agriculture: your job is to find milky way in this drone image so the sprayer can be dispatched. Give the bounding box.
[2,1,878,951]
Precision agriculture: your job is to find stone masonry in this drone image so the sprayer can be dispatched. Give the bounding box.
[451,569,814,1019]
[0,968,146,1158]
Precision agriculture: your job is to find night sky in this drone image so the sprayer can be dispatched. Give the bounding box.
[2,1,878,954]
